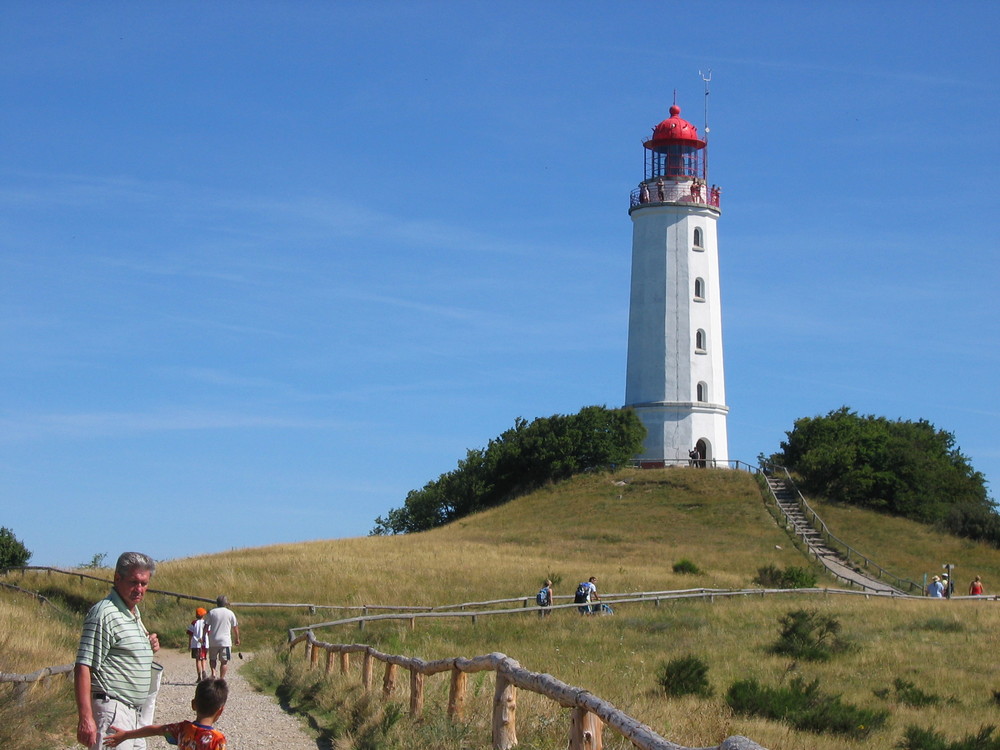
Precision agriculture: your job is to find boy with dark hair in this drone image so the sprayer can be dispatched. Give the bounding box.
[104,678,228,750]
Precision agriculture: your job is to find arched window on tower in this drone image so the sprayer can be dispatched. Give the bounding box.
[695,329,707,353]
[694,277,705,301]
[693,227,704,249]
[697,382,708,402]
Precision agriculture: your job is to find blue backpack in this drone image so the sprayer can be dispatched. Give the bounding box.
[536,587,551,606]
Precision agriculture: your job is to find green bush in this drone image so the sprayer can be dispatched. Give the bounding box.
[900,724,1000,750]
[0,527,31,569]
[753,564,817,589]
[672,558,701,575]
[769,609,849,661]
[772,407,994,542]
[891,678,942,707]
[726,676,887,739]
[655,655,713,697]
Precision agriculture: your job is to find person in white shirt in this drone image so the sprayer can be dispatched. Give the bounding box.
[204,595,240,678]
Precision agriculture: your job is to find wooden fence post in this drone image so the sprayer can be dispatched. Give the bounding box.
[362,652,373,691]
[310,643,320,669]
[382,663,397,699]
[340,652,350,674]
[324,650,335,675]
[492,672,517,750]
[447,667,467,721]
[568,707,603,750]
[304,641,312,664]
[409,669,424,718]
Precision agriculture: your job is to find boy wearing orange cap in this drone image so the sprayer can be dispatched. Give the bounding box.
[186,607,210,682]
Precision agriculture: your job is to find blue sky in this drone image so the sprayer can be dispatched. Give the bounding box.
[3,2,998,568]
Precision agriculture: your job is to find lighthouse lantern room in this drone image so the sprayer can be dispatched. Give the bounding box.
[624,101,729,467]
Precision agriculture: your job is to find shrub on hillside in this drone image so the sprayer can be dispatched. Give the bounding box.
[770,408,995,545]
[753,564,817,589]
[873,678,943,707]
[371,405,646,534]
[900,724,1000,750]
[672,558,701,575]
[655,655,713,697]
[726,676,887,739]
[0,526,31,569]
[769,609,849,661]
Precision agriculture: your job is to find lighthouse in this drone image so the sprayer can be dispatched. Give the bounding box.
[624,101,729,467]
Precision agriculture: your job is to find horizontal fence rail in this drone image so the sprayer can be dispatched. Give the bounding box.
[290,631,766,750]
[288,586,948,635]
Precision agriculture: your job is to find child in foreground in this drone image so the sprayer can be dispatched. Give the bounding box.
[104,678,228,750]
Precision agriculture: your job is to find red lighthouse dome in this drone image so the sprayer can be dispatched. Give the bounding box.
[644,105,706,151]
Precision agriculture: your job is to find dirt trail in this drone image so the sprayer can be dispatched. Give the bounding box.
[84,649,325,750]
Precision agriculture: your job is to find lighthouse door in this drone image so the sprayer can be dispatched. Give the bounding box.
[695,439,709,468]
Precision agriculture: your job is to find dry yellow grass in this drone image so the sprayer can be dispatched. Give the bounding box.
[7,467,1000,750]
[0,594,79,750]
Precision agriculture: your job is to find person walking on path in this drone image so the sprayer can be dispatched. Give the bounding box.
[574,576,600,614]
[205,596,240,679]
[536,579,553,617]
[75,551,161,750]
[104,677,229,750]
[928,575,945,598]
[970,575,984,596]
[187,607,210,682]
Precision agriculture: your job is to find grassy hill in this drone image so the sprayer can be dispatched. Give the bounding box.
[6,467,1000,750]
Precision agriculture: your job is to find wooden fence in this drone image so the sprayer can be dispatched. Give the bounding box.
[287,585,925,635]
[0,663,73,704]
[290,631,767,750]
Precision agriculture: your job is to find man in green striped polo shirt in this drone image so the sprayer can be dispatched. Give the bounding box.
[75,551,161,750]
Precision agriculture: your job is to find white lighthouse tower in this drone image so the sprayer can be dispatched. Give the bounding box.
[624,101,729,467]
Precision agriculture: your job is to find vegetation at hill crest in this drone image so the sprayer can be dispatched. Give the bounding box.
[772,406,995,545]
[371,405,645,535]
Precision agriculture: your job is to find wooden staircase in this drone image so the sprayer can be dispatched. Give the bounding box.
[765,475,904,595]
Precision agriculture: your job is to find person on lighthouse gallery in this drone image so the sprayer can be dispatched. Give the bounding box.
[75,551,160,750]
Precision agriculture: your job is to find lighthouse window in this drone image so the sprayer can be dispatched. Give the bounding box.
[693,227,704,248]
[695,329,707,353]
[697,382,708,402]
[694,278,705,301]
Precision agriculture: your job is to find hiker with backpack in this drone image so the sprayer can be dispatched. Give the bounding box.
[574,576,599,614]
[536,579,553,617]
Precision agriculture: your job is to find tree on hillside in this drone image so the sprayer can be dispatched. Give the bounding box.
[0,526,31,569]
[371,405,646,535]
[771,407,996,544]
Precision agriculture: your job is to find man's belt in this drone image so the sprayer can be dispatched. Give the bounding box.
[92,692,141,711]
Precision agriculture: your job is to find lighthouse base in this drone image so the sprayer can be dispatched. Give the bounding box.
[628,402,729,468]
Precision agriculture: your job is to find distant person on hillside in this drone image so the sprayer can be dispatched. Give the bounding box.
[688,447,699,467]
[104,677,228,750]
[187,607,210,682]
[75,551,160,750]
[205,596,240,679]
[536,579,553,617]
[970,576,984,596]
[574,576,599,614]
[928,576,944,598]
[942,574,954,598]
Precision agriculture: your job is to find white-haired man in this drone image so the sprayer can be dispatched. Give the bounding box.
[75,551,160,750]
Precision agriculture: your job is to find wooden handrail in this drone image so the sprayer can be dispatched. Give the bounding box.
[761,465,924,594]
[291,632,767,750]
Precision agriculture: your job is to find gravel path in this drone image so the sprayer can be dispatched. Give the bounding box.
[137,649,325,750]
